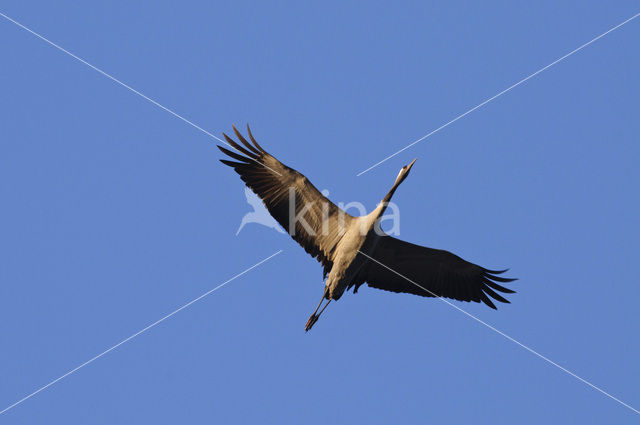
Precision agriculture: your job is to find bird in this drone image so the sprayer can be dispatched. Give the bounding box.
[218,125,516,331]
[236,187,286,235]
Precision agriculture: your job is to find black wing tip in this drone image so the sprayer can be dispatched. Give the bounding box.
[492,276,518,283]
[484,268,517,283]
[484,268,516,277]
[219,159,243,167]
[480,292,498,309]
[480,267,517,308]
[485,267,509,274]
[218,145,254,164]
[217,145,238,160]
[484,277,516,292]
[217,144,235,155]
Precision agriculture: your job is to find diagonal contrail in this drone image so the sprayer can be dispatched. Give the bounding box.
[0,250,283,416]
[356,12,640,176]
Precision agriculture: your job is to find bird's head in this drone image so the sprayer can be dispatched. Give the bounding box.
[395,158,417,185]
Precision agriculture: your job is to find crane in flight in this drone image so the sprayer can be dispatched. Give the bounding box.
[219,125,516,331]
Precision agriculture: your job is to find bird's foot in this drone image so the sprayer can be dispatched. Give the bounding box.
[305,314,319,332]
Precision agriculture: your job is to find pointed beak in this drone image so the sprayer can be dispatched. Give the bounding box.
[407,158,417,170]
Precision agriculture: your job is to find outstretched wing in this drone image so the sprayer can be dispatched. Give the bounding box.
[353,235,516,309]
[219,125,353,276]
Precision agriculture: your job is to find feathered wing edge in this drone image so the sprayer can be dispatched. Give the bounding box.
[471,268,516,309]
[351,236,517,309]
[217,124,348,278]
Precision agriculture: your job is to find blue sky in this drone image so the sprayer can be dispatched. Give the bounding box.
[1,1,639,424]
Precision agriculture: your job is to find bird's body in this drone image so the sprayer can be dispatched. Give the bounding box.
[325,213,379,300]
[219,125,516,331]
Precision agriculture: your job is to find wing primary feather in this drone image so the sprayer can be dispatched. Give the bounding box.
[232,125,262,155]
[485,268,509,274]
[218,125,346,279]
[480,292,497,309]
[487,274,517,283]
[482,286,510,304]
[222,133,259,158]
[246,124,268,153]
[223,133,259,158]
[484,279,516,294]
[217,145,252,163]
[219,159,245,167]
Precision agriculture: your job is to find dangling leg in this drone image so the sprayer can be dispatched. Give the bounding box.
[305,288,330,332]
[317,299,331,316]
[309,292,326,318]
